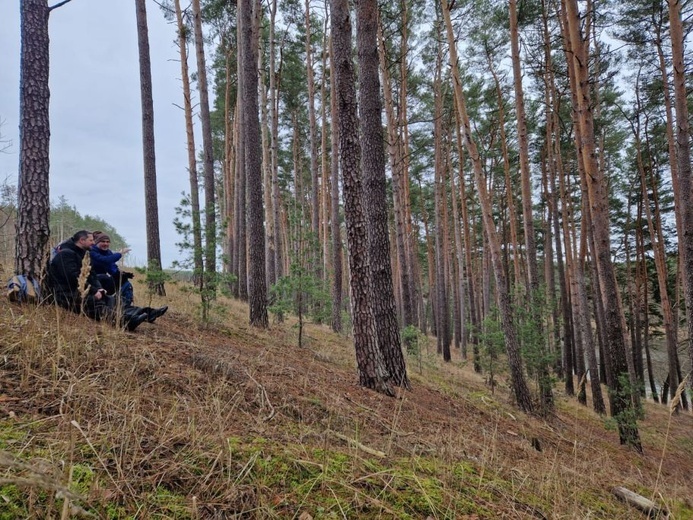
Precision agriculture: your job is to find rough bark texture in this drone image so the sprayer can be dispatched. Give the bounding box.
[239,0,268,328]
[135,0,164,295]
[330,0,392,396]
[355,0,409,388]
[16,0,51,282]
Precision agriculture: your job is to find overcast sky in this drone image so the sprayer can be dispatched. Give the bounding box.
[0,1,199,268]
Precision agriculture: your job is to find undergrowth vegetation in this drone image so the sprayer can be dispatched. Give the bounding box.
[1,278,692,518]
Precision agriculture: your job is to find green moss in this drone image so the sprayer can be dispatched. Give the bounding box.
[0,484,28,519]
[69,463,95,495]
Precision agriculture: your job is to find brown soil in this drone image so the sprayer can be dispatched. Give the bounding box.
[1,288,692,519]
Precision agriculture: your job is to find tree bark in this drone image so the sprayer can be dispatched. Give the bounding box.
[174,0,203,287]
[355,0,409,387]
[16,0,51,282]
[562,0,641,451]
[443,0,533,412]
[135,0,165,295]
[329,35,343,333]
[192,0,216,292]
[239,0,268,327]
[666,0,693,396]
[330,0,392,395]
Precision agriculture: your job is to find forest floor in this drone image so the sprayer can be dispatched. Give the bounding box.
[1,275,692,519]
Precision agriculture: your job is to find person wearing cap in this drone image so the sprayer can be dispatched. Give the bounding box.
[89,231,168,323]
[90,231,133,303]
[48,230,149,331]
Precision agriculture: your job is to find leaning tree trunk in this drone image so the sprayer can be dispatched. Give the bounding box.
[330,0,393,396]
[562,0,641,451]
[355,0,409,387]
[135,0,165,296]
[16,0,51,282]
[443,0,533,412]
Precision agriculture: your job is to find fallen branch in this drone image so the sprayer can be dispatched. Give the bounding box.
[330,431,386,458]
[612,487,668,518]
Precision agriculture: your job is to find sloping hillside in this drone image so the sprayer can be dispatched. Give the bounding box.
[1,281,692,518]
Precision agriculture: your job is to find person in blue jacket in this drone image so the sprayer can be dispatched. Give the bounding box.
[90,231,133,305]
[48,230,149,331]
[90,231,168,323]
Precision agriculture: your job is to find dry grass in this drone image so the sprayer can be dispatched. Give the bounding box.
[0,276,692,518]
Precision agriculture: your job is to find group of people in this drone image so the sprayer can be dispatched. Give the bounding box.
[48,230,168,332]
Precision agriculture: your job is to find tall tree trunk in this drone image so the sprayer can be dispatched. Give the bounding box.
[630,102,684,407]
[239,0,268,327]
[330,0,392,395]
[378,19,414,328]
[509,0,540,294]
[396,0,421,329]
[355,0,409,387]
[320,20,331,281]
[269,0,283,282]
[667,0,693,396]
[432,48,451,361]
[329,34,343,333]
[192,0,216,294]
[305,0,320,245]
[486,52,522,290]
[235,45,248,301]
[449,135,467,356]
[453,112,482,371]
[578,176,606,414]
[259,31,275,289]
[174,0,203,287]
[443,0,533,412]
[16,0,51,282]
[223,36,236,286]
[135,0,165,295]
[562,0,641,451]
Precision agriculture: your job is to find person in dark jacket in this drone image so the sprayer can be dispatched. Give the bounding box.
[48,230,149,331]
[90,231,134,306]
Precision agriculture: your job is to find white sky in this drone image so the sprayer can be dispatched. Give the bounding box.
[0,0,197,268]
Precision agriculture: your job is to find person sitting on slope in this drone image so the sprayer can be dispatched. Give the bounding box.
[90,231,134,306]
[48,230,149,331]
[89,231,168,324]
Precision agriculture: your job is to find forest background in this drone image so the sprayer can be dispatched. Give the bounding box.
[2,0,693,512]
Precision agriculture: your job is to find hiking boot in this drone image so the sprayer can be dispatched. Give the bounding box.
[147,306,168,323]
[125,312,149,331]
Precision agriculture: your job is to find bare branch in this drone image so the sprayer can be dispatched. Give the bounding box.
[48,0,74,12]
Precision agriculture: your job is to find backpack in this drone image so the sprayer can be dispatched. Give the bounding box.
[7,274,42,305]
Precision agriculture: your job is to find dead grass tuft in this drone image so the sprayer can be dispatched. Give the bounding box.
[0,281,692,518]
